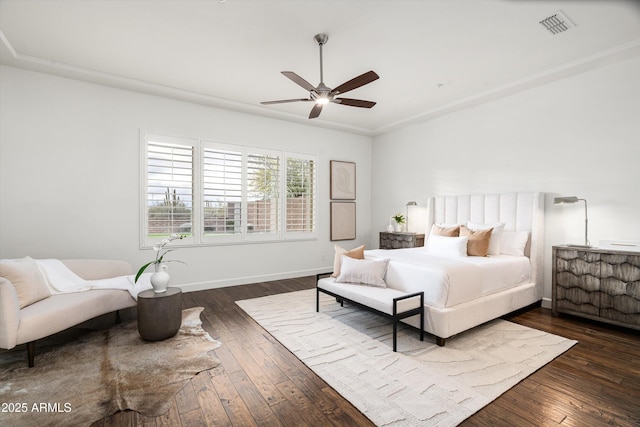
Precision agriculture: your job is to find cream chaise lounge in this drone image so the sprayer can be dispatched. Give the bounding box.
[0,258,137,367]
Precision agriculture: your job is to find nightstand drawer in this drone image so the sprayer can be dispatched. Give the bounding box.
[380,232,425,249]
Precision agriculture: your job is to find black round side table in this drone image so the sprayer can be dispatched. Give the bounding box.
[137,287,182,341]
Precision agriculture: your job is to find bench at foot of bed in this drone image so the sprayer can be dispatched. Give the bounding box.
[316,274,425,352]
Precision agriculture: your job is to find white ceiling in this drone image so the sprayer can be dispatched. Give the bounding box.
[1,0,639,136]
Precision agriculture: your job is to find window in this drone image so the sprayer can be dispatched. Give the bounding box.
[202,145,243,238]
[141,132,316,247]
[144,136,194,240]
[286,155,315,234]
[247,151,280,237]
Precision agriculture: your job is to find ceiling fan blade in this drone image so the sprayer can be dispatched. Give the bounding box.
[332,98,376,108]
[309,103,323,119]
[282,71,317,92]
[261,98,311,105]
[331,70,379,95]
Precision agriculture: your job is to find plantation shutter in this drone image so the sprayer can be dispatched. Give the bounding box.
[285,155,316,237]
[202,146,243,237]
[247,152,280,235]
[145,138,194,240]
[142,131,317,247]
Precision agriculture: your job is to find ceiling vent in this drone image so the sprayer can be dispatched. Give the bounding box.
[539,10,575,35]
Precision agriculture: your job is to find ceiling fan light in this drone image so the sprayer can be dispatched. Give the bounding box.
[316,97,330,105]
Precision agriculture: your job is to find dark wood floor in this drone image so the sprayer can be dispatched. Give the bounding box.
[86,276,638,426]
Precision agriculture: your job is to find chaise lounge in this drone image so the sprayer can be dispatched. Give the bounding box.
[0,258,138,367]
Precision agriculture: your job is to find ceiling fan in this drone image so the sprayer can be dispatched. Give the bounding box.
[261,34,379,119]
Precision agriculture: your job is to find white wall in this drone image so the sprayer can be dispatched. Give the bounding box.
[371,55,640,305]
[0,65,372,290]
[3,54,639,299]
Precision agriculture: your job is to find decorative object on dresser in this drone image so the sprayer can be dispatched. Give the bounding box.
[391,212,405,232]
[552,245,640,330]
[379,231,425,249]
[554,196,591,248]
[386,219,395,233]
[599,239,640,253]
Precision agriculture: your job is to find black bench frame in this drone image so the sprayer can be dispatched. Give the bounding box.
[315,273,424,352]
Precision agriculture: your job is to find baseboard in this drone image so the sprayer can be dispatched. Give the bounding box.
[541,297,552,309]
[176,267,333,293]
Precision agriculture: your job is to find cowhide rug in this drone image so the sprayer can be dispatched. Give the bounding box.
[0,307,221,426]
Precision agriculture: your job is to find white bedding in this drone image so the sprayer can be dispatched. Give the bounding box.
[365,247,531,308]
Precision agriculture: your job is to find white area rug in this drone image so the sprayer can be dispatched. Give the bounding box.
[237,289,576,427]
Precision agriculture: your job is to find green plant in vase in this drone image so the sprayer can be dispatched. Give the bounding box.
[392,213,405,232]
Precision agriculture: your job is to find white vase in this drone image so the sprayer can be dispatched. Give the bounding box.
[150,263,170,293]
[387,220,395,233]
[394,222,402,232]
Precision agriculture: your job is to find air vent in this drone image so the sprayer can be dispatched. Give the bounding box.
[539,10,575,35]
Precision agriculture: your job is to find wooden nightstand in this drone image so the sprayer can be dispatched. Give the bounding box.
[379,232,425,249]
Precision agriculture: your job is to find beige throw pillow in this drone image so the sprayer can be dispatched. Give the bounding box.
[459,225,493,257]
[430,224,460,237]
[466,221,505,255]
[331,245,365,277]
[0,257,51,308]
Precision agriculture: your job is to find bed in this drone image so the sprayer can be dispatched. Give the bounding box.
[319,192,544,345]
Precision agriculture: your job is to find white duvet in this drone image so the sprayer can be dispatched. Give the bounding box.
[365,247,531,308]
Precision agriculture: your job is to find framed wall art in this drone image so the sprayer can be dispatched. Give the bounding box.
[330,201,356,241]
[330,160,356,200]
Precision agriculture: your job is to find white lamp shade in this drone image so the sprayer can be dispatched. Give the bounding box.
[407,205,428,234]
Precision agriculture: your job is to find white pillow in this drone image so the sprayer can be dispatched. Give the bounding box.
[436,223,460,229]
[466,221,505,256]
[335,256,389,288]
[427,235,468,257]
[500,231,530,257]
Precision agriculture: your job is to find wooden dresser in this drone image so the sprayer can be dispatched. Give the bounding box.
[552,245,640,330]
[379,232,425,250]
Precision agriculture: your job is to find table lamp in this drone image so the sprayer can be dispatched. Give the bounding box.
[554,196,591,248]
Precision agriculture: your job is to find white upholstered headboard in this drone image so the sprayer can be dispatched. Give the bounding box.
[426,192,545,292]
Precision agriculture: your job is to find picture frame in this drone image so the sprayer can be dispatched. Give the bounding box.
[330,201,356,241]
[330,160,356,200]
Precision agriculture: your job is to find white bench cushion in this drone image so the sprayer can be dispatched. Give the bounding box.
[317,277,422,315]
